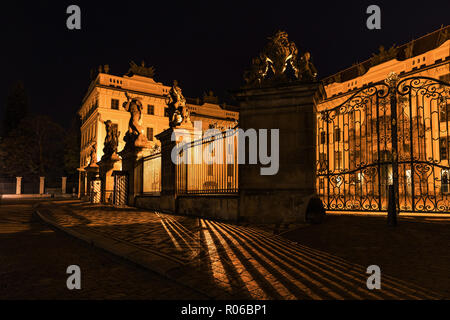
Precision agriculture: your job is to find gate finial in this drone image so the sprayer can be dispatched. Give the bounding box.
[384,72,399,88]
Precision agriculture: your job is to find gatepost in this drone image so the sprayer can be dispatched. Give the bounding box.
[156,121,194,213]
[233,31,326,225]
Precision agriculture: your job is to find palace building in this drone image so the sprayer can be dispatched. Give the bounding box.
[316,25,450,212]
[77,63,238,198]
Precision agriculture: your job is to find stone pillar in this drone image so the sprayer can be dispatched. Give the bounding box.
[61,177,67,194]
[77,170,83,198]
[120,150,144,206]
[98,158,121,204]
[234,81,326,224]
[85,165,99,202]
[156,123,194,213]
[39,177,45,195]
[84,172,88,196]
[16,177,22,195]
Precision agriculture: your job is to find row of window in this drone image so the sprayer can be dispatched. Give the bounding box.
[110,78,123,85]
[81,123,97,148]
[320,129,341,144]
[412,56,426,65]
[110,98,169,117]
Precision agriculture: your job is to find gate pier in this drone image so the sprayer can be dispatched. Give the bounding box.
[234,81,326,224]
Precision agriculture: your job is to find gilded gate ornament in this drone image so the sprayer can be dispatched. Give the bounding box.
[244,31,317,85]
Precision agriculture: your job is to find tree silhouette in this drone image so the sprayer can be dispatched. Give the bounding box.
[1,81,28,138]
[0,115,64,178]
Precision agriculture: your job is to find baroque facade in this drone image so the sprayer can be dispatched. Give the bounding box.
[77,64,238,197]
[316,25,450,211]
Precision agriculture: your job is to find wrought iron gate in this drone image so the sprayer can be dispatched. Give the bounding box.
[317,75,450,213]
[113,171,128,206]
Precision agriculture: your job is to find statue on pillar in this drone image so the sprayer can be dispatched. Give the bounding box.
[244,31,318,85]
[120,92,152,153]
[88,142,98,167]
[295,52,318,81]
[166,80,190,127]
[102,120,120,161]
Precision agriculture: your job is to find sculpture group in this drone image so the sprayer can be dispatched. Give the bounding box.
[244,31,318,85]
[166,80,191,128]
[102,120,120,161]
[101,76,190,159]
[120,91,153,153]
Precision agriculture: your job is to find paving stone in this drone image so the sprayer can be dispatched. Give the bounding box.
[33,200,447,300]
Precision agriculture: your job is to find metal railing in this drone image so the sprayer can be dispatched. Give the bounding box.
[142,153,161,194]
[175,129,238,195]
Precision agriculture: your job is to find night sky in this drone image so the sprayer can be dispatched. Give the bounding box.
[1,0,449,129]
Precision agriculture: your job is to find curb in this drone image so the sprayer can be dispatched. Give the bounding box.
[34,208,214,299]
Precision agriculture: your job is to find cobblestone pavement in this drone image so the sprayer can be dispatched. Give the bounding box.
[282,214,450,298]
[36,200,445,300]
[0,201,206,299]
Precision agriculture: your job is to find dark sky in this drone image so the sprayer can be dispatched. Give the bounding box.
[1,0,449,129]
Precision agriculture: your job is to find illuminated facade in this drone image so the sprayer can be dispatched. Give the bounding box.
[316,25,450,212]
[77,69,238,197]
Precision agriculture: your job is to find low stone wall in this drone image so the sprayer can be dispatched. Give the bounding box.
[177,195,239,221]
[239,191,308,224]
[134,194,239,221]
[135,195,161,211]
[134,193,323,224]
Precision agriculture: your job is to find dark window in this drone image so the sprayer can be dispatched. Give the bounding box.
[320,132,326,144]
[440,137,448,160]
[439,73,450,84]
[207,164,213,176]
[334,128,341,142]
[147,105,154,115]
[440,104,450,122]
[227,164,234,177]
[111,99,119,110]
[403,143,411,154]
[318,178,324,190]
[147,127,154,141]
[442,170,449,194]
[164,107,169,117]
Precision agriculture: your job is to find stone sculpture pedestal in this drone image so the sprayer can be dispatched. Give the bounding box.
[98,153,121,204]
[84,163,100,203]
[156,121,194,213]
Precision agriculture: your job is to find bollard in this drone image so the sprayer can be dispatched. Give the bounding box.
[39,177,45,195]
[16,177,22,195]
[61,177,67,194]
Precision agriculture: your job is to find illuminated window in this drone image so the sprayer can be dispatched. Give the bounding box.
[111,99,119,110]
[334,151,343,170]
